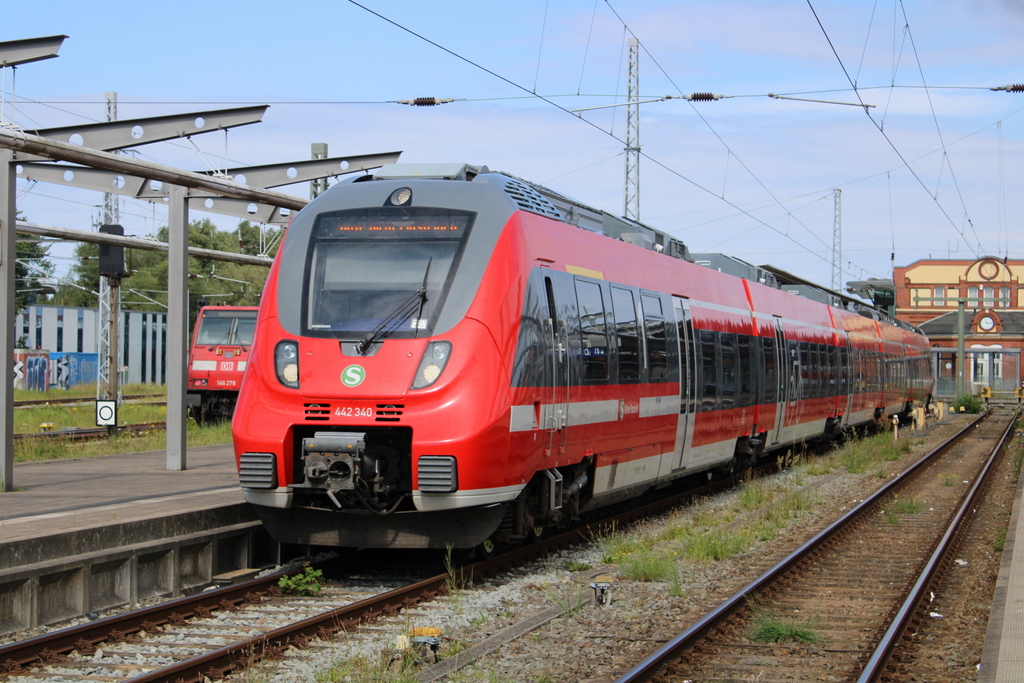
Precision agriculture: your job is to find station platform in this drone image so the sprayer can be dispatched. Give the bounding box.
[0,444,243,544]
[0,444,274,637]
[981,440,1024,683]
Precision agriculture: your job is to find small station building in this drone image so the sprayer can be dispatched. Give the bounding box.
[886,256,1024,400]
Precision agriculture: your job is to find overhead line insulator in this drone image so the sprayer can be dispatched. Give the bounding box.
[992,84,1024,92]
[686,92,724,101]
[397,97,455,106]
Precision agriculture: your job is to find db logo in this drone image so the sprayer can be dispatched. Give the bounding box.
[341,365,366,387]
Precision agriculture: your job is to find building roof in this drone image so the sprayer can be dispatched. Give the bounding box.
[919,310,1024,336]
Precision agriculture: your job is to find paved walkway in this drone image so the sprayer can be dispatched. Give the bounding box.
[0,444,243,544]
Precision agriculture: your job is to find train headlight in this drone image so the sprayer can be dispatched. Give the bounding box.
[411,341,451,389]
[275,340,299,388]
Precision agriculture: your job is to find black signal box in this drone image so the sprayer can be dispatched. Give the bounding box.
[98,224,127,276]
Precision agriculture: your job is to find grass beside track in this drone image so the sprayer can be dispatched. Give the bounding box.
[11,384,233,464]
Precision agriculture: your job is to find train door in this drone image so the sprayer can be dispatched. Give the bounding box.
[770,318,786,445]
[544,276,569,453]
[672,297,696,468]
[843,338,854,424]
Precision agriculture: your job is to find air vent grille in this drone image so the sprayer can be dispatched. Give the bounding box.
[498,177,562,219]
[418,456,458,493]
[239,452,277,489]
[304,403,331,421]
[375,404,404,422]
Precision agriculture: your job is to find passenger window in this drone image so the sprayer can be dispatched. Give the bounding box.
[575,280,609,381]
[762,337,777,404]
[737,335,753,407]
[612,287,641,381]
[641,294,667,381]
[799,342,810,399]
[720,333,736,408]
[700,329,717,411]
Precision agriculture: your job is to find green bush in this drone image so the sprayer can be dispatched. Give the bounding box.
[952,393,984,414]
[278,564,323,596]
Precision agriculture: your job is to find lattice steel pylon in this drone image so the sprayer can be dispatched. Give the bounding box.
[624,37,640,222]
[310,143,329,199]
[831,188,842,291]
[98,91,121,404]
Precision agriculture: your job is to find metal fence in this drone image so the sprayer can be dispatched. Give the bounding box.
[931,347,1021,398]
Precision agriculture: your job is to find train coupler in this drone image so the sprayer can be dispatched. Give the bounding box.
[300,431,366,492]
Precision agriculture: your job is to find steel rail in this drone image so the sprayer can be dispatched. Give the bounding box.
[857,410,1019,682]
[14,421,167,441]
[0,450,776,682]
[613,411,992,683]
[14,393,164,408]
[0,566,301,672]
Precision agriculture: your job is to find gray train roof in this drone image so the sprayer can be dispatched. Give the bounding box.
[360,163,902,328]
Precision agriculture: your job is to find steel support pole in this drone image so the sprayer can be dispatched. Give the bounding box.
[957,300,966,397]
[166,185,189,471]
[0,149,14,491]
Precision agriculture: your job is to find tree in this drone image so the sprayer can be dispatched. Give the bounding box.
[15,212,55,311]
[52,218,280,329]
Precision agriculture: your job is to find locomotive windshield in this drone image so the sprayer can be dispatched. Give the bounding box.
[196,310,257,346]
[303,207,474,338]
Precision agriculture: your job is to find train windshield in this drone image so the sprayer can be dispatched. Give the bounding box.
[196,310,257,346]
[303,207,474,338]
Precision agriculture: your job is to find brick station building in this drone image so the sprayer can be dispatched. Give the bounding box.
[891,256,1024,397]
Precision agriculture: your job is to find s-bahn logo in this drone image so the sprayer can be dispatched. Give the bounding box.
[341,364,366,387]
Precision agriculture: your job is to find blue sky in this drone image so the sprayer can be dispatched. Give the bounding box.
[4,0,1024,291]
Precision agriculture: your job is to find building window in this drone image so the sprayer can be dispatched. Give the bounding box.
[932,287,946,307]
[968,286,979,305]
[984,286,995,307]
[1000,286,1010,308]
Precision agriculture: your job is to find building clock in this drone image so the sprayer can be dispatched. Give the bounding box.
[979,315,995,331]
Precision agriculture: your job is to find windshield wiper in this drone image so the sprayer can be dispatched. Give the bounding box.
[355,259,431,355]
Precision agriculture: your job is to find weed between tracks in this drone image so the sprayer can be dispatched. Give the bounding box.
[268,426,939,682]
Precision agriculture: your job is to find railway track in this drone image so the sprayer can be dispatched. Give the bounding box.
[14,422,167,442]
[14,394,165,408]
[0,454,777,683]
[4,417,1000,683]
[613,410,1015,683]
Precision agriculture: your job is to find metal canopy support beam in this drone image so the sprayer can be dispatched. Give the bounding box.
[15,220,273,266]
[1,149,14,491]
[0,128,308,211]
[18,151,400,223]
[0,34,67,66]
[17,163,296,225]
[201,151,402,189]
[30,105,269,152]
[166,186,189,471]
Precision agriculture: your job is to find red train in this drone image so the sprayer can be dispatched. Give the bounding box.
[232,163,933,550]
[187,305,258,422]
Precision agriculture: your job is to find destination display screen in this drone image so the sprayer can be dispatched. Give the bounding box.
[314,208,474,240]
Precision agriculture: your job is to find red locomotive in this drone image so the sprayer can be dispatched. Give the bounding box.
[187,305,258,422]
[232,163,933,551]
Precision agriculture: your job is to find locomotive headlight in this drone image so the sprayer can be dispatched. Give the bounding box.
[275,340,300,388]
[411,340,452,389]
[386,186,413,206]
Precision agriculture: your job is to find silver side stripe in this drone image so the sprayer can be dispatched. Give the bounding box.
[567,399,619,427]
[510,396,678,433]
[640,395,677,418]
